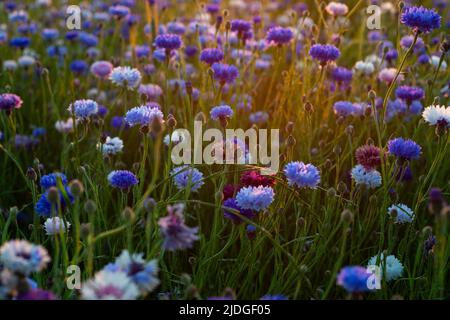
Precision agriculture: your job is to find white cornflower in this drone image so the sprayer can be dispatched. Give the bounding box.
[44,217,71,235]
[422,105,450,127]
[388,204,414,224]
[354,60,375,75]
[97,137,124,156]
[368,254,404,282]
[351,165,382,189]
[430,55,447,71]
[55,118,75,133]
[0,240,50,275]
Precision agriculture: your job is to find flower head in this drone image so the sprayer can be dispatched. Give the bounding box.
[40,173,68,190]
[124,105,164,127]
[395,85,424,103]
[336,266,371,293]
[0,93,23,111]
[368,254,404,282]
[223,198,255,224]
[325,2,349,16]
[351,165,382,189]
[387,138,421,160]
[284,161,321,189]
[0,240,50,275]
[355,145,382,170]
[309,44,340,64]
[107,170,138,190]
[90,61,113,79]
[200,48,224,65]
[400,6,441,33]
[154,34,182,51]
[108,5,130,18]
[422,105,450,127]
[103,250,159,295]
[210,105,233,121]
[158,204,199,251]
[81,270,139,300]
[388,203,415,224]
[171,165,204,192]
[109,66,142,90]
[240,170,276,188]
[333,101,355,117]
[236,186,275,211]
[230,19,252,34]
[97,137,124,156]
[266,27,293,45]
[44,217,71,235]
[68,99,98,119]
[34,186,74,217]
[212,63,239,85]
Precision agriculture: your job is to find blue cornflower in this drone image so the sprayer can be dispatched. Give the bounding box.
[236,186,275,211]
[108,5,130,18]
[70,60,89,74]
[387,138,421,160]
[395,85,424,103]
[107,170,139,190]
[35,186,74,217]
[124,105,164,127]
[171,165,204,192]
[9,37,30,49]
[68,99,99,119]
[336,266,372,293]
[230,19,252,34]
[78,32,98,47]
[400,6,441,33]
[40,173,68,190]
[331,67,353,83]
[388,203,415,224]
[260,294,288,300]
[210,105,233,121]
[309,44,340,64]
[41,28,59,41]
[200,48,224,65]
[266,27,293,45]
[351,165,382,189]
[284,161,321,189]
[333,101,355,117]
[223,198,255,224]
[109,66,142,90]
[103,250,159,295]
[111,116,130,130]
[154,34,182,51]
[0,240,50,275]
[167,21,186,35]
[47,45,67,58]
[212,63,239,85]
[409,100,423,115]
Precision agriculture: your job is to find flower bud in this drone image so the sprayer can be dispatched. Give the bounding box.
[69,179,84,197]
[84,199,97,214]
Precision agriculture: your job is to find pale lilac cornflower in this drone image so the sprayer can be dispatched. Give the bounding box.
[158,204,199,251]
[284,161,321,189]
[138,84,163,100]
[81,270,139,300]
[68,99,98,119]
[90,61,113,79]
[378,68,404,84]
[325,2,349,16]
[124,105,164,127]
[388,204,415,224]
[236,186,275,211]
[367,254,404,282]
[97,137,124,156]
[44,217,71,235]
[351,165,382,189]
[109,66,142,90]
[171,165,204,192]
[0,240,50,275]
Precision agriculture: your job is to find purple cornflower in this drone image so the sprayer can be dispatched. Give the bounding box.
[333,101,355,117]
[200,48,224,65]
[16,289,57,300]
[355,145,382,170]
[236,186,275,211]
[387,138,422,161]
[70,60,88,74]
[331,67,353,83]
[211,63,239,85]
[107,170,138,190]
[158,204,199,251]
[309,44,340,65]
[108,5,130,18]
[171,165,204,192]
[210,105,233,121]
[0,93,23,111]
[400,6,441,34]
[154,34,182,51]
[230,19,252,35]
[223,198,255,224]
[90,61,113,79]
[284,161,321,189]
[336,266,372,293]
[395,85,424,103]
[138,84,163,100]
[266,27,293,45]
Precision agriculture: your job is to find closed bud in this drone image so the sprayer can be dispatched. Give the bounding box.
[122,207,135,221]
[80,223,92,238]
[345,125,354,136]
[69,179,84,197]
[333,145,342,155]
[150,117,165,134]
[167,115,177,128]
[304,102,313,113]
[327,187,336,197]
[341,209,353,223]
[195,112,206,124]
[422,226,433,236]
[368,90,377,100]
[143,197,157,214]
[84,199,97,214]
[324,158,332,169]
[285,121,294,134]
[26,167,37,181]
[287,135,296,147]
[337,181,348,194]
[297,217,305,228]
[47,187,59,203]
[9,206,19,216]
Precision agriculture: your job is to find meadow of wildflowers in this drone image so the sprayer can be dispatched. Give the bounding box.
[0,0,449,301]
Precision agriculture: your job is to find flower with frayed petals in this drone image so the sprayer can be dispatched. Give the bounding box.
[309,44,340,64]
[284,161,321,189]
[395,85,424,103]
[0,93,23,111]
[40,172,68,190]
[0,240,50,275]
[97,137,124,156]
[107,170,138,190]
[266,27,293,45]
[210,105,233,121]
[388,203,415,224]
[400,6,441,34]
[333,101,355,117]
[422,105,450,127]
[44,217,71,235]
[34,186,74,217]
[355,145,382,170]
[68,99,98,119]
[223,198,255,224]
[230,19,252,34]
[81,270,139,300]
[387,138,421,161]
[90,61,113,79]
[16,288,57,300]
[109,66,142,90]
[325,2,349,16]
[368,254,404,282]
[351,165,382,189]
[337,266,372,293]
[211,63,239,85]
[171,165,204,192]
[124,105,164,127]
[154,34,182,51]
[236,186,275,211]
[158,204,199,251]
[240,170,276,188]
[103,250,159,295]
[138,84,163,100]
[108,5,130,18]
[200,48,224,65]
